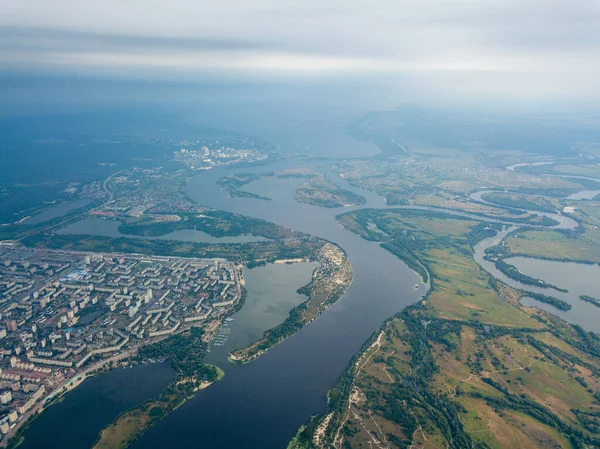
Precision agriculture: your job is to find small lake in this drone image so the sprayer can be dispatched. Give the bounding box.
[57,217,268,244]
[206,261,318,363]
[567,190,600,200]
[18,363,174,449]
[23,199,92,225]
[507,257,600,331]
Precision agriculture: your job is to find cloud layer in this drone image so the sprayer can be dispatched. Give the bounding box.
[1,0,599,100]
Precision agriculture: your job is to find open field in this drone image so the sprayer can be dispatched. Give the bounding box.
[503,230,600,262]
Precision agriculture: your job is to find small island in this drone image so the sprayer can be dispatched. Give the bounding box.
[295,177,366,208]
[521,292,572,311]
[580,295,600,307]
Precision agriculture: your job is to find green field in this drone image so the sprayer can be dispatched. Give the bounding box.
[504,230,600,263]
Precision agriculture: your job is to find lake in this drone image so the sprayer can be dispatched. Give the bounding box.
[206,261,318,363]
[23,199,92,225]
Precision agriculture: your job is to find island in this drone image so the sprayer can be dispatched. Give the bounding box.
[218,168,367,208]
[580,295,600,308]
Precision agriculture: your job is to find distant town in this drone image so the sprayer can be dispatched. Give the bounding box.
[0,244,242,443]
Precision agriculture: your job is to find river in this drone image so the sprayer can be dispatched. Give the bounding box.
[19,155,585,449]
[20,156,428,449]
[472,227,600,333]
[122,158,429,449]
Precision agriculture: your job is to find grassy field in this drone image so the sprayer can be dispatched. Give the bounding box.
[554,164,600,178]
[295,177,366,208]
[504,230,600,262]
[339,209,541,327]
[481,192,561,213]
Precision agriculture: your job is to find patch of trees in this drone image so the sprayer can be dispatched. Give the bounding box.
[521,292,572,311]
[138,327,218,382]
[579,295,600,308]
[466,222,502,247]
[474,378,600,449]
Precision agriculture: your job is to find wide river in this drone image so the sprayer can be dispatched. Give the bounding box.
[19,156,581,449]
[125,158,429,449]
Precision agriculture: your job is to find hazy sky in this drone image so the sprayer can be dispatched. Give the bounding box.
[1,0,600,102]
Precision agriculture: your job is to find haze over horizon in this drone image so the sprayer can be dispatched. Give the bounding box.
[1,0,600,107]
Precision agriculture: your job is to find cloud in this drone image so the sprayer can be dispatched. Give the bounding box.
[1,0,599,100]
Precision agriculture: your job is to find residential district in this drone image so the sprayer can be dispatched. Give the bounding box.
[0,244,242,442]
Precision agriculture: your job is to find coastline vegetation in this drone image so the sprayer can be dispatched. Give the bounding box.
[521,292,572,311]
[579,295,600,308]
[117,209,304,240]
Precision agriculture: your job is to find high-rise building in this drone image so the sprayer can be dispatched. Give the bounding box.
[0,391,12,404]
[5,320,17,332]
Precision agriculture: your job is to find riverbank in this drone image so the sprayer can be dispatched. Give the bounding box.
[1,349,135,448]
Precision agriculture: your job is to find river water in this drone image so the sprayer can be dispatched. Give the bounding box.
[206,262,318,362]
[22,199,92,225]
[124,159,429,449]
[20,156,428,449]
[20,154,586,449]
[18,363,174,449]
